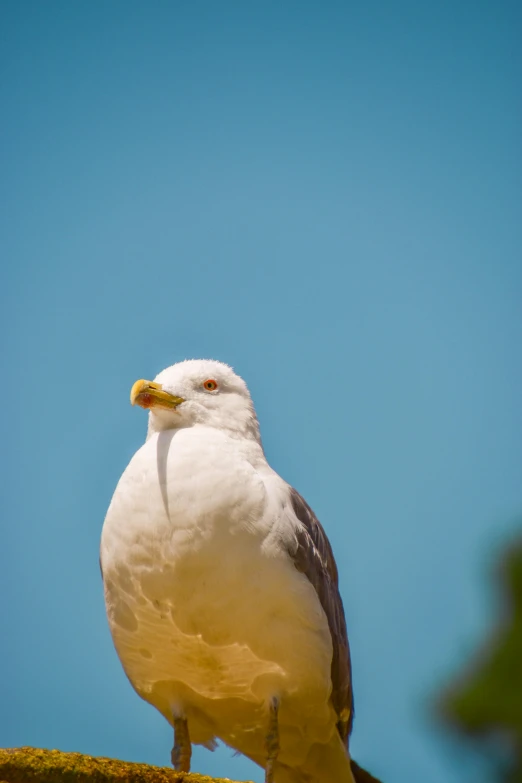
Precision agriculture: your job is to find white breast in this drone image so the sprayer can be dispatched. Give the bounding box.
[101,426,337,762]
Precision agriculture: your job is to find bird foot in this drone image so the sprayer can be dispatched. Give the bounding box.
[171,716,192,772]
[264,698,280,783]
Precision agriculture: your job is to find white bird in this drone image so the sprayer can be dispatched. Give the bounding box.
[101,359,380,783]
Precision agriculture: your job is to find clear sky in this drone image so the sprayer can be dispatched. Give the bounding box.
[1,2,521,782]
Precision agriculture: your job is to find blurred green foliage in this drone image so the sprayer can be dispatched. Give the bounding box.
[437,538,522,782]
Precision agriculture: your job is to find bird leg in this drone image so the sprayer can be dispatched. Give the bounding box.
[171,716,192,773]
[264,698,280,783]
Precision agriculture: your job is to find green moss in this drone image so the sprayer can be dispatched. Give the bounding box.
[0,747,251,783]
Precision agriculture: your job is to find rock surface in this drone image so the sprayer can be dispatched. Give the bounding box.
[0,747,250,783]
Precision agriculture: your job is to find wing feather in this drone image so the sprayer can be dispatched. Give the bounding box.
[287,486,354,745]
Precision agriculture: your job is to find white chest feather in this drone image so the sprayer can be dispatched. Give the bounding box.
[101,427,336,756]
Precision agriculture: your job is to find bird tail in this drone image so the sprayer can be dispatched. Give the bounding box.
[259,736,383,783]
[272,736,383,783]
[350,759,383,783]
[273,752,383,783]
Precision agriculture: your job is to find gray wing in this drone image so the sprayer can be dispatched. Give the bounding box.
[287,486,354,745]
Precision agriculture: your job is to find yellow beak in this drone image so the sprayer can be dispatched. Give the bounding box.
[130,379,185,411]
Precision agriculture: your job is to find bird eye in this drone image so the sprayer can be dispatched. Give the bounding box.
[203,379,218,391]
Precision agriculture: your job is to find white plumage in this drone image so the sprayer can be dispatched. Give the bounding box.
[101,359,357,783]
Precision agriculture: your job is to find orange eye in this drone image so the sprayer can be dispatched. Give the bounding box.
[203,379,218,391]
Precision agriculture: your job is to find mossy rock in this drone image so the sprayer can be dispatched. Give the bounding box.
[0,747,250,783]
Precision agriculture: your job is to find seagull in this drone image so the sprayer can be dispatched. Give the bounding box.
[101,359,381,783]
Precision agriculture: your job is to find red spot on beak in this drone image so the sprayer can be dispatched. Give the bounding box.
[139,393,153,408]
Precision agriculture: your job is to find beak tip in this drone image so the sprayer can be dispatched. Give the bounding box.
[130,379,147,406]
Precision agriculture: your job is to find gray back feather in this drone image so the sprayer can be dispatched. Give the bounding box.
[288,487,354,745]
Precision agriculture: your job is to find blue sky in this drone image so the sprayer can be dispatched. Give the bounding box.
[1,2,521,782]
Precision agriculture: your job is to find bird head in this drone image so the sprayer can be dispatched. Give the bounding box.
[130,359,261,442]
